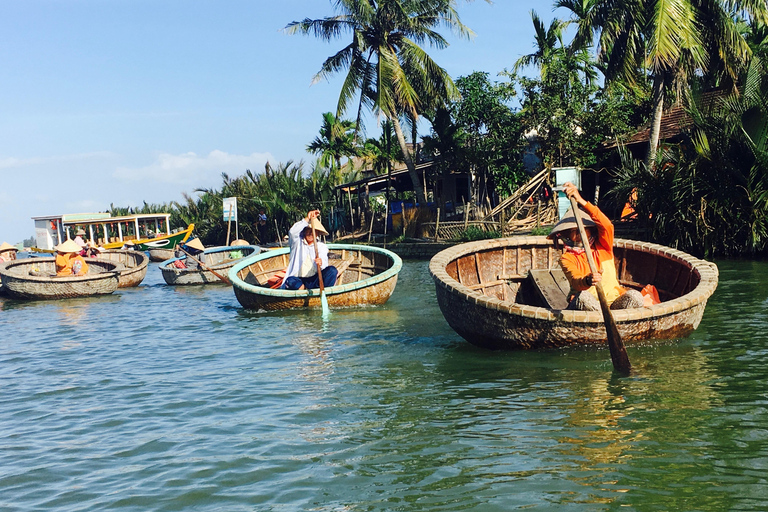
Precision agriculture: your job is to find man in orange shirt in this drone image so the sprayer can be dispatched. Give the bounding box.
[548,182,643,311]
[55,240,89,276]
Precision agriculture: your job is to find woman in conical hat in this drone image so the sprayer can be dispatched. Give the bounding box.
[0,242,18,262]
[548,182,642,311]
[55,239,89,276]
[175,237,205,271]
[185,237,205,252]
[282,210,337,291]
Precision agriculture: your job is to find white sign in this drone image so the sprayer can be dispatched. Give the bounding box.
[223,197,237,222]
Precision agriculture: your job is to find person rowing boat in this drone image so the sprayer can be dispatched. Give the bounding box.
[282,210,338,291]
[548,182,644,311]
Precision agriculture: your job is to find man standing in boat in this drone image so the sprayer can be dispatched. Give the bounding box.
[282,210,338,290]
[548,182,644,311]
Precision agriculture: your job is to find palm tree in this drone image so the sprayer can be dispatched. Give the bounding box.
[359,119,404,203]
[307,112,359,171]
[558,0,766,167]
[514,11,568,81]
[286,0,476,205]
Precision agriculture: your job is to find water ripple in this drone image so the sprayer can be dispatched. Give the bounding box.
[1,259,767,510]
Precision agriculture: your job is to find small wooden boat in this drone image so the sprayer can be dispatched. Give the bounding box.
[160,245,261,285]
[98,250,149,287]
[0,258,121,300]
[148,248,174,262]
[429,236,719,350]
[229,244,402,311]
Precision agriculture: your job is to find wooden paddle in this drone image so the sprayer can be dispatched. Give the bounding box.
[178,246,232,285]
[310,221,330,318]
[569,195,631,375]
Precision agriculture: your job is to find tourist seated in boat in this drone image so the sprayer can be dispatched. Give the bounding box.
[84,241,104,258]
[282,210,338,291]
[55,240,89,276]
[73,228,88,252]
[548,182,643,311]
[174,238,205,270]
[0,242,18,262]
[120,240,136,250]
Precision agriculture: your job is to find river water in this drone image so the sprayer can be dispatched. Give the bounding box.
[0,258,766,511]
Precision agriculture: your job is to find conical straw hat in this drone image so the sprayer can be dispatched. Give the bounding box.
[55,239,82,253]
[230,239,249,246]
[185,238,205,251]
[310,217,329,236]
[547,207,597,239]
[0,242,17,252]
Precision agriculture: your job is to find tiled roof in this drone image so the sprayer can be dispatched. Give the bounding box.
[609,88,732,147]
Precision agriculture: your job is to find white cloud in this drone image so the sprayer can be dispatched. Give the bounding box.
[113,150,273,186]
[0,149,275,245]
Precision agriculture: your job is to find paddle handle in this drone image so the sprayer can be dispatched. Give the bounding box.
[311,224,325,293]
[568,195,631,375]
[179,246,232,285]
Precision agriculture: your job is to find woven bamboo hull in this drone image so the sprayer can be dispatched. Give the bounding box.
[99,250,149,287]
[429,236,719,350]
[148,248,174,262]
[0,258,121,300]
[229,244,402,311]
[160,245,261,285]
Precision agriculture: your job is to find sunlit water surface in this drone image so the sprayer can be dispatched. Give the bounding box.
[1,258,767,511]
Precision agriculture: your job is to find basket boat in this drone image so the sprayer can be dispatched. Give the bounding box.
[229,244,402,311]
[98,250,149,288]
[0,258,121,300]
[429,236,719,350]
[160,245,261,285]
[148,248,174,262]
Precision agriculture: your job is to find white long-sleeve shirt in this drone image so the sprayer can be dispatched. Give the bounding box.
[281,218,329,288]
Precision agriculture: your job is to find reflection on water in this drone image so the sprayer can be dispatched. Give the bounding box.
[0,258,767,510]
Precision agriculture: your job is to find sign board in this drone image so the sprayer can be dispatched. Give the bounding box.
[553,167,581,219]
[223,197,237,222]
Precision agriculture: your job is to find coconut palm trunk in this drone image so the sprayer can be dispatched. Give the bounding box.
[646,76,665,169]
[391,116,427,205]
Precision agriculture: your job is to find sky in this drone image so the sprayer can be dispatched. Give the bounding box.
[0,0,565,244]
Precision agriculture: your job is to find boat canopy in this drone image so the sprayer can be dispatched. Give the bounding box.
[33,213,173,250]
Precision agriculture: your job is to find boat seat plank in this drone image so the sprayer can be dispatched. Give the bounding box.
[331,258,354,276]
[528,268,570,310]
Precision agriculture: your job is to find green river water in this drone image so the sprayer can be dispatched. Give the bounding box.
[0,258,766,511]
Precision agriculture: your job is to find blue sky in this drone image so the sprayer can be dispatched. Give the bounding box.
[0,0,563,244]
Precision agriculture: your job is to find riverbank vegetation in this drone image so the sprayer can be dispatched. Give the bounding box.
[111,0,767,258]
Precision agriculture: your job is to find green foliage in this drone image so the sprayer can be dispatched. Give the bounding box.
[508,42,639,169]
[610,118,768,258]
[307,112,358,171]
[529,226,551,236]
[422,71,527,199]
[109,162,346,247]
[458,226,500,242]
[286,0,476,204]
[359,120,404,176]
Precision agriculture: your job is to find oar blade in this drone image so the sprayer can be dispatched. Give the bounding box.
[599,299,631,375]
[320,291,330,319]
